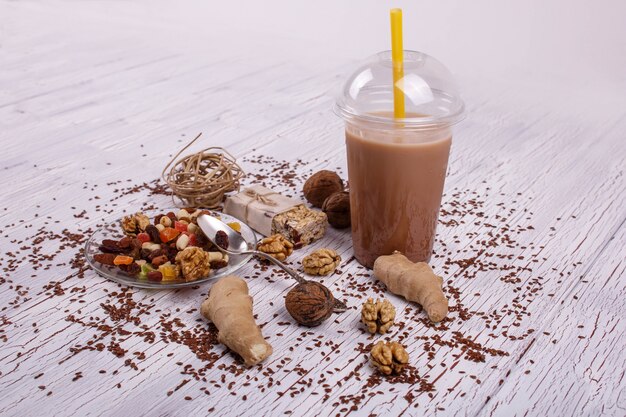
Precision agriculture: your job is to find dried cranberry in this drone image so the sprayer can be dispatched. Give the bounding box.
[215,231,229,250]
[147,271,163,282]
[94,253,116,265]
[145,225,161,243]
[166,212,176,220]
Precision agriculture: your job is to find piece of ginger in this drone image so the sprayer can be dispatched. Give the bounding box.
[201,275,272,366]
[373,252,448,322]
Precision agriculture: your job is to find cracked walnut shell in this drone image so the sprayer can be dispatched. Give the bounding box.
[121,212,151,235]
[361,298,396,334]
[175,247,210,282]
[257,234,294,261]
[302,248,341,276]
[370,341,409,375]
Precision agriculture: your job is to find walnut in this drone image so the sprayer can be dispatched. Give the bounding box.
[361,298,396,334]
[121,215,137,235]
[121,212,151,235]
[134,213,151,232]
[175,247,210,282]
[322,191,350,229]
[303,170,343,208]
[285,281,335,326]
[370,341,409,375]
[257,234,294,261]
[302,248,341,276]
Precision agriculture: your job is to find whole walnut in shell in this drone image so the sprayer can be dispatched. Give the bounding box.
[322,191,350,229]
[303,170,343,208]
[370,341,409,375]
[302,248,341,276]
[285,281,335,327]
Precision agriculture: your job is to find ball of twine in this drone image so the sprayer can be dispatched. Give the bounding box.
[162,133,245,209]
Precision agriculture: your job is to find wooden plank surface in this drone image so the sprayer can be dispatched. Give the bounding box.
[1,1,625,416]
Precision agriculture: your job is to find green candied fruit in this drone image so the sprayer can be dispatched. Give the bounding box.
[138,263,154,279]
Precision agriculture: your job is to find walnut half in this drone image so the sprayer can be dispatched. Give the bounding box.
[370,341,409,375]
[302,248,341,276]
[120,212,151,236]
[361,298,396,334]
[175,247,210,282]
[257,234,294,261]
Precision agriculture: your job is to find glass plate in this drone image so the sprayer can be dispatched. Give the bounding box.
[84,210,257,289]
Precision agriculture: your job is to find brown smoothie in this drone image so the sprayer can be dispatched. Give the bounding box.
[346,119,451,268]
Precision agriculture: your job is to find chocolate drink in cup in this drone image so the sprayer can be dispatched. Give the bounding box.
[335,51,464,268]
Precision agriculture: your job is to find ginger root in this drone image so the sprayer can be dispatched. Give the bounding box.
[201,275,272,366]
[373,252,448,322]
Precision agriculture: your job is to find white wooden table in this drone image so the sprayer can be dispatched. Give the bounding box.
[1,1,625,416]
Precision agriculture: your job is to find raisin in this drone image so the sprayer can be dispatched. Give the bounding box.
[210,260,228,270]
[118,262,140,276]
[148,249,165,261]
[154,214,164,226]
[99,239,122,253]
[140,248,152,260]
[166,212,176,220]
[128,238,142,259]
[195,232,209,248]
[215,231,229,250]
[145,224,161,243]
[94,253,116,265]
[118,236,132,249]
[165,246,178,263]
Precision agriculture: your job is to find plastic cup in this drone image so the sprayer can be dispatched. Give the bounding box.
[334,50,464,268]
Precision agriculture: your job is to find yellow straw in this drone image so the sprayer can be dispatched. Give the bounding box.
[390,8,405,118]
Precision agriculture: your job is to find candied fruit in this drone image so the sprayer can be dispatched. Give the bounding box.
[227,222,241,233]
[159,227,180,243]
[113,255,134,265]
[159,264,177,281]
[137,232,151,244]
[174,221,188,233]
[139,263,154,279]
[186,233,197,247]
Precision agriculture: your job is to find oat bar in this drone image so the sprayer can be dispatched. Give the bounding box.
[271,205,327,248]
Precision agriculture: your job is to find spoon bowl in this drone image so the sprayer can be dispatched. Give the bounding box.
[197,214,252,254]
[198,214,347,313]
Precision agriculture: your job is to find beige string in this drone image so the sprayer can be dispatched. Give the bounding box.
[242,188,279,223]
[162,133,245,209]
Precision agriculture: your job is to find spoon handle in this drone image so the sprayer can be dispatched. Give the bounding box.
[250,251,307,284]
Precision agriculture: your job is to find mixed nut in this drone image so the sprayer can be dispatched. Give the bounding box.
[93,209,239,283]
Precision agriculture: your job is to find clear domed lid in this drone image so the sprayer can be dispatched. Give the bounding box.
[334,50,464,129]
